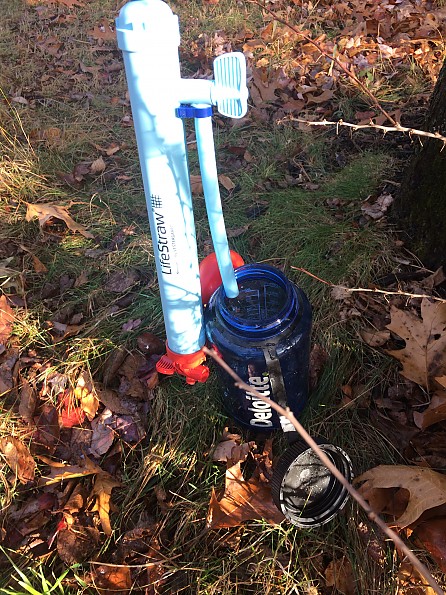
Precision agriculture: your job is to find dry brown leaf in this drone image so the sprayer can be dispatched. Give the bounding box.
[212,438,254,463]
[331,285,352,301]
[0,295,14,346]
[190,174,203,195]
[357,465,446,528]
[91,472,122,536]
[31,254,48,273]
[75,372,99,420]
[413,517,446,573]
[74,271,89,287]
[359,328,390,347]
[92,565,131,595]
[90,21,116,42]
[325,556,355,595]
[18,378,37,422]
[397,559,438,595]
[226,225,249,238]
[413,390,446,429]
[436,376,446,389]
[421,267,446,290]
[0,436,36,483]
[58,523,101,565]
[38,456,102,486]
[90,156,106,174]
[89,410,115,457]
[19,244,48,273]
[207,461,284,528]
[218,174,236,192]
[0,348,19,394]
[26,202,94,239]
[386,299,446,389]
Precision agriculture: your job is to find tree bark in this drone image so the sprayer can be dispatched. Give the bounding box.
[393,60,446,269]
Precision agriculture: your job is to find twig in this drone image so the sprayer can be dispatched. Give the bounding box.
[281,117,446,147]
[203,346,444,595]
[249,0,397,126]
[291,266,446,303]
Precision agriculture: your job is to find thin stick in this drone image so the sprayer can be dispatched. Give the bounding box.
[203,346,444,595]
[291,266,446,304]
[282,117,446,147]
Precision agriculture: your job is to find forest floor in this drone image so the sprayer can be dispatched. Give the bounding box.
[1,0,446,593]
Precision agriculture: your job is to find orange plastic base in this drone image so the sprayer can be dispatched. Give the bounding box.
[156,344,209,385]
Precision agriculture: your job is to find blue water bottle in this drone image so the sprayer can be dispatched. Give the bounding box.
[205,263,312,433]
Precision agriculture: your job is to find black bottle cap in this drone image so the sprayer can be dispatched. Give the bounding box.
[271,440,353,528]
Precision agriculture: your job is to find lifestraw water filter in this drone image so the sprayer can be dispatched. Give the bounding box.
[116,0,248,383]
[117,0,353,527]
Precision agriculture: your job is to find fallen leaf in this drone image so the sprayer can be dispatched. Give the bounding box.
[386,299,446,389]
[212,431,254,463]
[51,321,83,343]
[0,436,36,483]
[413,390,446,429]
[207,461,284,528]
[31,254,48,273]
[325,556,355,595]
[90,156,106,174]
[0,348,19,394]
[397,559,437,595]
[361,193,394,220]
[122,318,142,332]
[413,517,446,573]
[89,410,115,457]
[58,390,86,428]
[63,483,87,514]
[57,522,100,565]
[331,285,352,301]
[94,386,132,415]
[18,378,37,422]
[136,332,165,355]
[421,267,446,290]
[75,372,99,421]
[91,472,122,536]
[33,404,60,454]
[226,225,249,238]
[74,271,89,287]
[26,202,94,239]
[104,268,140,293]
[0,295,14,346]
[90,20,116,42]
[357,465,446,528]
[190,174,203,195]
[359,328,390,347]
[38,456,102,486]
[92,565,131,594]
[218,174,236,192]
[435,376,446,389]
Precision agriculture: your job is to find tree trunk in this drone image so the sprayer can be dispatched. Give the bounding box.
[393,60,446,269]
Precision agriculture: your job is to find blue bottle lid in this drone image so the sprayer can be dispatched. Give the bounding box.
[215,264,298,338]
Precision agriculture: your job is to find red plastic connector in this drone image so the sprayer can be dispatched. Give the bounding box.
[199,250,245,305]
[156,344,209,385]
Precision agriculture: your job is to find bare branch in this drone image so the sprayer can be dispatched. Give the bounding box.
[203,346,444,595]
[281,117,446,146]
[291,266,446,304]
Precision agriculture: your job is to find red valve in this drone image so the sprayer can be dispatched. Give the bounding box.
[156,344,209,385]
